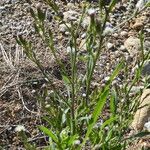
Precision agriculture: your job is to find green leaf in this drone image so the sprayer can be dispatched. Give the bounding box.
[81,89,109,147]
[108,0,118,12]
[110,89,117,115]
[62,75,71,85]
[37,8,46,22]
[39,126,58,143]
[108,60,124,83]
[123,131,150,141]
[44,0,59,13]
[29,7,36,19]
[100,116,117,130]
[146,2,150,7]
[68,135,79,146]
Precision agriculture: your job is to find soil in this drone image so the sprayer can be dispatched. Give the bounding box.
[0,0,150,149]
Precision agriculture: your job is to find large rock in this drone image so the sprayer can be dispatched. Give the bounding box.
[131,89,150,131]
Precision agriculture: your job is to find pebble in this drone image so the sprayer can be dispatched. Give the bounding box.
[107,42,114,49]
[63,10,78,22]
[120,31,128,36]
[142,61,150,76]
[59,23,71,33]
[66,3,75,9]
[104,76,110,82]
[119,45,126,51]
[59,24,67,33]
[113,33,118,38]
[144,121,150,132]
[0,6,6,13]
[81,17,90,29]
[132,22,143,30]
[81,33,86,39]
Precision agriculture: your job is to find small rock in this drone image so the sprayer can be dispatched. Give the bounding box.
[142,61,150,76]
[69,16,77,21]
[59,24,67,33]
[119,45,126,51]
[66,46,75,53]
[104,76,110,81]
[63,10,78,22]
[132,22,143,30]
[107,42,114,49]
[59,23,71,33]
[145,29,150,33]
[113,33,118,38]
[67,3,75,9]
[144,121,150,131]
[103,22,113,35]
[79,39,86,51]
[81,17,90,28]
[0,6,6,12]
[81,33,86,39]
[120,31,128,36]
[65,31,70,35]
[124,37,141,56]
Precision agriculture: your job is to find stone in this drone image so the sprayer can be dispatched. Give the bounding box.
[104,76,110,81]
[120,31,128,36]
[132,22,143,30]
[144,121,150,131]
[124,37,141,56]
[81,33,86,39]
[59,24,67,33]
[113,33,118,38]
[81,17,90,29]
[119,45,126,51]
[63,10,78,22]
[142,61,150,76]
[107,42,114,49]
[132,15,146,30]
[79,39,86,51]
[59,23,71,33]
[131,89,150,131]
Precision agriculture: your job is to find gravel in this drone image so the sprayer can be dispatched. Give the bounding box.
[0,0,150,148]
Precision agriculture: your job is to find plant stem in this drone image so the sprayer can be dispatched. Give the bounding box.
[85,10,108,106]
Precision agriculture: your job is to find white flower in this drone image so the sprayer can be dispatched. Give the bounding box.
[87,8,96,16]
[15,125,26,132]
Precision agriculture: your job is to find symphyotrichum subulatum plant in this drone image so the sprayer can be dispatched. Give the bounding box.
[16,0,150,149]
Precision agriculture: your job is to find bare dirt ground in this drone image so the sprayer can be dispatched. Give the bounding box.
[0,0,150,149]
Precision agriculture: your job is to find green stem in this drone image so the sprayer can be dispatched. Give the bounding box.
[85,10,108,106]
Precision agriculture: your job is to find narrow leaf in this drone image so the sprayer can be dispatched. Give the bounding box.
[37,8,46,22]
[81,89,109,147]
[108,0,118,12]
[39,126,58,143]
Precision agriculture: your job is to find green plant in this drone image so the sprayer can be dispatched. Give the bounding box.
[16,0,150,149]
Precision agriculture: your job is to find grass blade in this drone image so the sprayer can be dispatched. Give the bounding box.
[39,126,58,143]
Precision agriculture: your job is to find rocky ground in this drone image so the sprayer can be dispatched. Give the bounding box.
[0,0,150,149]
